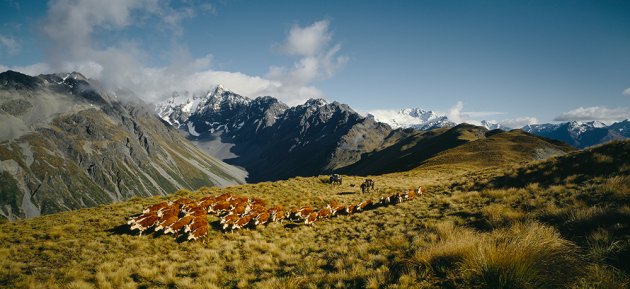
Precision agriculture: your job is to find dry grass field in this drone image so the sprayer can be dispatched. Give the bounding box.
[1,141,629,289]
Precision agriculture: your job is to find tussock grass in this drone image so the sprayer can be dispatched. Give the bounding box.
[1,141,629,288]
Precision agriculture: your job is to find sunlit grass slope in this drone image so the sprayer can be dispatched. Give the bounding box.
[0,141,628,288]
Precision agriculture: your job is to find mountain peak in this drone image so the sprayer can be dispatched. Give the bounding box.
[304,98,328,107]
[369,107,454,130]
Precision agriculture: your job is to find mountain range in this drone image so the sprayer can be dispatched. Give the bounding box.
[2,72,626,219]
[0,71,245,220]
[157,85,577,181]
[362,106,629,149]
[157,86,404,182]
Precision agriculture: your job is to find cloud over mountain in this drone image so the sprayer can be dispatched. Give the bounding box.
[554,106,630,123]
[3,0,346,106]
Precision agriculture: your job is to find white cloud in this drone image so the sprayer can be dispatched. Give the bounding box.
[0,35,20,55]
[266,20,348,105]
[447,101,465,123]
[497,117,538,128]
[29,1,345,106]
[623,88,630,96]
[280,20,332,56]
[554,106,630,123]
[444,101,537,128]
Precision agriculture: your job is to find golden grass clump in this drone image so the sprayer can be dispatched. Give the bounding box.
[457,222,581,289]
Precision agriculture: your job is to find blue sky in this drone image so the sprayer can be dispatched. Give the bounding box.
[1,0,629,126]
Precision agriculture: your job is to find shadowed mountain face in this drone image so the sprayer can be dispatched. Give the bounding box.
[158,88,404,182]
[0,71,246,220]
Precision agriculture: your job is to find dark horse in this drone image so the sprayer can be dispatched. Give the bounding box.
[330,174,342,186]
[360,179,375,193]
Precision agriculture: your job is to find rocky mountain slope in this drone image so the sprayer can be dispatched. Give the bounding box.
[157,86,404,182]
[0,71,246,220]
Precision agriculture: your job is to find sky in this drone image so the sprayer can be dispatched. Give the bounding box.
[0,0,629,126]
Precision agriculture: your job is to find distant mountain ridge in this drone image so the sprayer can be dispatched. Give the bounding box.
[522,120,630,148]
[156,87,585,182]
[366,106,629,149]
[0,71,246,220]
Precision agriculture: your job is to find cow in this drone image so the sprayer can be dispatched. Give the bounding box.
[318,208,332,219]
[128,212,159,234]
[254,211,271,226]
[417,186,424,196]
[293,206,314,221]
[305,211,319,225]
[187,220,209,241]
[186,213,209,241]
[404,189,416,200]
[221,213,240,231]
[154,204,180,231]
[233,215,253,229]
[330,174,342,186]
[210,201,232,215]
[268,205,286,222]
[327,201,346,216]
[345,204,357,215]
[164,215,193,235]
[142,201,169,214]
[356,199,373,211]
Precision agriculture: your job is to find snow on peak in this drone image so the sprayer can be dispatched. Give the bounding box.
[304,98,328,107]
[368,107,454,130]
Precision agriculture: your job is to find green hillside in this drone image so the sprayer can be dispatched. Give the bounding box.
[0,141,628,288]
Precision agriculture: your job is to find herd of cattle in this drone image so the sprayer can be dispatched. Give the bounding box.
[127,187,424,241]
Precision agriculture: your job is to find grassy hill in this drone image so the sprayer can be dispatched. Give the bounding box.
[0,141,628,288]
[338,125,573,176]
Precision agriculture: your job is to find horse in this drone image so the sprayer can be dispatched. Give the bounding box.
[360,179,375,193]
[330,174,342,186]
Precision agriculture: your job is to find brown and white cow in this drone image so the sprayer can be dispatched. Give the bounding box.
[305,211,319,225]
[164,215,193,235]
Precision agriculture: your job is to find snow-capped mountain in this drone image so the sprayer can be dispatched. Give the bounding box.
[367,108,455,130]
[523,120,629,148]
[156,86,398,182]
[479,120,512,131]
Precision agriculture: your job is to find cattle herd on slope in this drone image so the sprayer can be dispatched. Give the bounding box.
[127,187,424,241]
